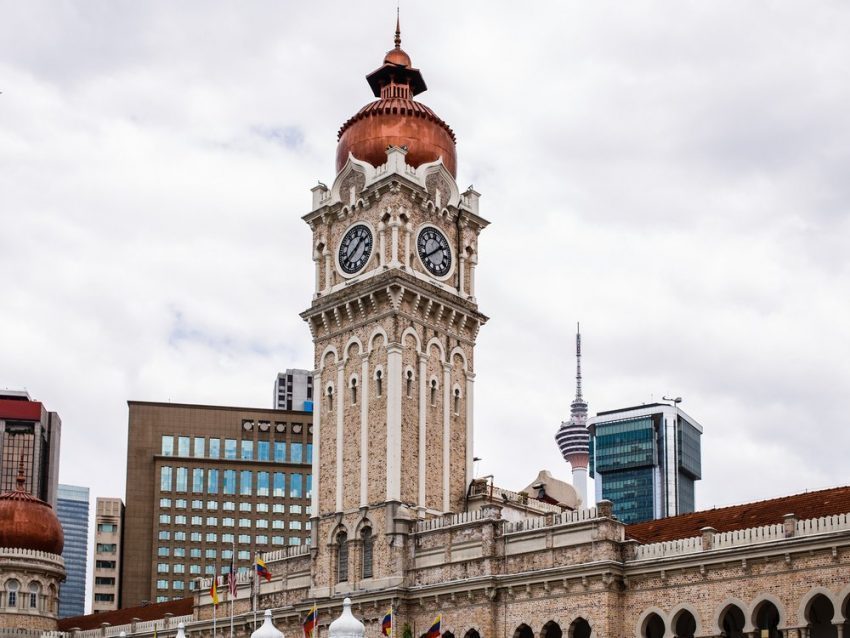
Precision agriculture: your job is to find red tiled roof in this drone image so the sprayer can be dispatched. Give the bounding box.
[626,485,850,543]
[58,598,194,631]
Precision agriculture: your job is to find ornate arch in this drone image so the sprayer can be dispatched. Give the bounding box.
[449,346,468,371]
[416,159,461,207]
[401,326,422,352]
[567,616,595,638]
[750,593,786,629]
[714,598,752,634]
[320,345,339,368]
[837,585,850,622]
[799,587,839,626]
[669,603,701,638]
[330,154,374,204]
[325,520,349,546]
[426,337,446,363]
[635,607,667,638]
[343,335,364,359]
[461,627,482,638]
[368,326,389,353]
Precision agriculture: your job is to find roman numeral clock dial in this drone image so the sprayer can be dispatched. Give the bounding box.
[338,224,374,274]
[417,227,452,277]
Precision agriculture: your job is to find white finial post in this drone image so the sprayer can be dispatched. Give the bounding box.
[250,610,283,638]
[175,624,186,638]
[329,598,365,638]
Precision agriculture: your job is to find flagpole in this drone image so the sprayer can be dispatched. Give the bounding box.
[229,540,235,638]
[252,555,258,630]
[212,577,217,638]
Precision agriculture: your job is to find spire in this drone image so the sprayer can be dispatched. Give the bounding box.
[394,8,402,49]
[575,322,583,402]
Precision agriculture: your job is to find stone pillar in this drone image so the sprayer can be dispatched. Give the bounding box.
[442,362,451,512]
[311,366,323,520]
[378,221,387,268]
[403,221,413,270]
[465,371,475,491]
[597,499,613,518]
[418,353,428,507]
[389,217,401,268]
[335,362,345,513]
[458,254,466,296]
[783,513,797,538]
[313,252,322,297]
[323,248,332,291]
[359,354,370,507]
[701,526,717,551]
[386,344,403,502]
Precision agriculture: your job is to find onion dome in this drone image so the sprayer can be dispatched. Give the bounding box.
[0,461,64,554]
[251,610,284,638]
[336,15,457,177]
[329,598,365,638]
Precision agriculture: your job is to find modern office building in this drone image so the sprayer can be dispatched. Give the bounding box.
[0,390,61,507]
[555,326,590,505]
[588,402,702,524]
[91,497,124,613]
[121,401,313,607]
[273,369,313,412]
[56,484,89,618]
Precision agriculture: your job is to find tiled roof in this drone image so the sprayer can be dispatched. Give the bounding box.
[58,597,194,631]
[626,485,850,543]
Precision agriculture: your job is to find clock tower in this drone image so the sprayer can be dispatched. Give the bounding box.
[301,20,488,595]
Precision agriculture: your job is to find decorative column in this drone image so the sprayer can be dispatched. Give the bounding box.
[458,254,466,297]
[377,221,387,268]
[442,362,452,512]
[386,344,403,502]
[313,251,322,297]
[389,215,401,267]
[465,371,475,491]
[359,354,370,507]
[335,361,345,513]
[323,248,333,291]
[417,352,428,507]
[311,366,323,521]
[403,221,414,270]
[468,252,478,301]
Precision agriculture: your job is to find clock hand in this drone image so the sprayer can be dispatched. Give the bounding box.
[348,237,361,256]
[426,245,444,260]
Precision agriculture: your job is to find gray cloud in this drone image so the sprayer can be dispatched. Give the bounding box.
[1,0,849,609]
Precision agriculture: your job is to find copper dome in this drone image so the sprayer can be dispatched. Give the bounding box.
[0,473,64,555]
[335,16,457,177]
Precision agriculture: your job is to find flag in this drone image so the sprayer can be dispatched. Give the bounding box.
[210,576,219,607]
[228,552,237,598]
[425,615,441,638]
[381,607,393,637]
[303,605,318,638]
[255,555,271,582]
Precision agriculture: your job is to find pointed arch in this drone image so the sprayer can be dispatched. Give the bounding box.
[800,588,839,627]
[416,159,461,207]
[426,337,446,363]
[568,617,592,638]
[330,154,374,204]
[513,625,534,638]
[541,621,563,638]
[449,346,468,371]
[369,326,390,352]
[636,608,666,638]
[669,604,700,638]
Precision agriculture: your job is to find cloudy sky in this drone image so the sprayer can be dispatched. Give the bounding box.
[2,0,849,595]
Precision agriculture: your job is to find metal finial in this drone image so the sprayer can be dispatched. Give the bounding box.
[394,7,401,49]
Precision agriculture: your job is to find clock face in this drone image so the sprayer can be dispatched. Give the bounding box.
[338,224,374,274]
[417,227,452,277]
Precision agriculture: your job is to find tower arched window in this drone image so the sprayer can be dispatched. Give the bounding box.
[6,580,19,609]
[361,527,373,579]
[327,385,334,410]
[375,370,383,397]
[350,377,357,405]
[336,532,348,583]
[28,582,39,609]
[453,387,461,415]
[430,379,438,406]
[406,370,414,398]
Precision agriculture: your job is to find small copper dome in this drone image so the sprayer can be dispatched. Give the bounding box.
[0,471,64,555]
[384,47,411,68]
[336,15,457,177]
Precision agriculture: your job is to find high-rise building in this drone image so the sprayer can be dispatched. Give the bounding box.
[273,369,314,412]
[0,390,61,507]
[56,484,89,618]
[587,402,703,524]
[121,401,313,607]
[91,497,124,613]
[555,326,590,505]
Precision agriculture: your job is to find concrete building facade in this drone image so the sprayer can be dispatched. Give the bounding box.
[121,402,313,607]
[0,390,61,507]
[56,484,89,618]
[91,497,123,613]
[274,369,314,412]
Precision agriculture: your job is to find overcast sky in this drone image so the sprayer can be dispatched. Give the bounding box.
[2,0,849,604]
